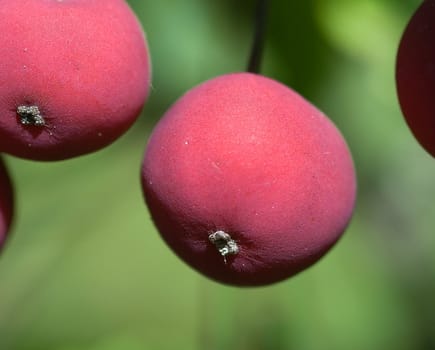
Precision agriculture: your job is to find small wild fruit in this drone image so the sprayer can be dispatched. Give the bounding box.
[0,158,13,251]
[0,0,151,161]
[141,73,356,286]
[396,0,435,157]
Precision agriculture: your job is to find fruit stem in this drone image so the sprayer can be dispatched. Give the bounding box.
[247,0,268,74]
[208,230,239,263]
[17,105,45,126]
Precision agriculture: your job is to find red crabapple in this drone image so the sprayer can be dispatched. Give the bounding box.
[0,0,151,161]
[141,73,356,286]
[0,158,13,251]
[396,0,435,157]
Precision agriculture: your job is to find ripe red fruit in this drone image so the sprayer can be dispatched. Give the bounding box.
[141,73,356,286]
[0,0,151,161]
[396,0,435,157]
[0,158,14,251]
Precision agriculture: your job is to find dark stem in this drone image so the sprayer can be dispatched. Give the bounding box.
[247,0,268,74]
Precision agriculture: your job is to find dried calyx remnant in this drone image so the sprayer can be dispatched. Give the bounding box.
[209,230,239,263]
[17,105,45,126]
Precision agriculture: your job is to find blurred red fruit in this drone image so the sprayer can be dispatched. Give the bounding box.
[396,0,435,157]
[0,158,14,251]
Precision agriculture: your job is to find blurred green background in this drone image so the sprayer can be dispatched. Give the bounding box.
[1,0,434,349]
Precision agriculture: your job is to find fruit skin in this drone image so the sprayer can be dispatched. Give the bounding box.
[396,0,435,157]
[0,0,151,161]
[0,158,14,251]
[141,73,356,286]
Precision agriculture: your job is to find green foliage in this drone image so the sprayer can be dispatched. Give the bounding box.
[1,0,434,349]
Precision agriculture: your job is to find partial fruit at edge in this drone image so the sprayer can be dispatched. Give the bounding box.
[396,0,435,157]
[0,158,14,251]
[0,0,151,161]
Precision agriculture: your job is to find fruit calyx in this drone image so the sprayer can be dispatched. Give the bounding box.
[208,230,239,263]
[17,105,45,126]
